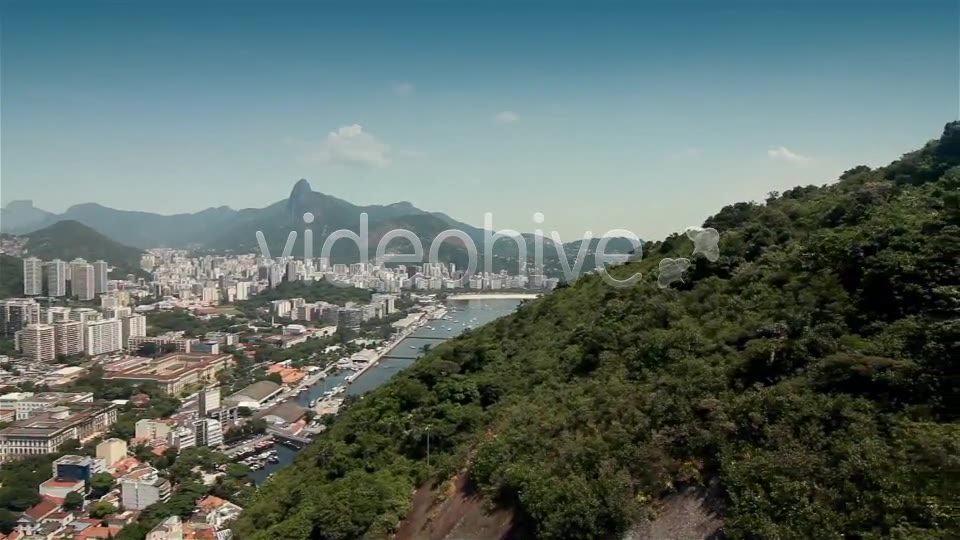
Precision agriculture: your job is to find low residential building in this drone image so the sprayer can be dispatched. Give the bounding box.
[145,515,182,540]
[103,353,232,395]
[0,402,118,461]
[39,477,86,500]
[120,468,171,510]
[135,419,173,441]
[196,495,243,529]
[15,498,60,535]
[166,426,195,450]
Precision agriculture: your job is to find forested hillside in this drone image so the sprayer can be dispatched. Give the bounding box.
[233,124,960,540]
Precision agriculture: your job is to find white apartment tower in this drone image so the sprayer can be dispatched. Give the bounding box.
[45,259,67,297]
[53,320,84,357]
[70,259,96,301]
[93,260,109,294]
[23,258,43,296]
[85,318,122,356]
[193,418,223,448]
[17,323,56,362]
[120,314,147,348]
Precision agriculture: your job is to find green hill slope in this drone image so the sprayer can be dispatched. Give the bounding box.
[233,125,959,540]
[0,255,24,298]
[21,220,147,279]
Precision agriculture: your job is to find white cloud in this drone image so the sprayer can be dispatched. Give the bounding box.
[767,146,811,164]
[391,81,415,96]
[494,111,519,125]
[313,125,391,167]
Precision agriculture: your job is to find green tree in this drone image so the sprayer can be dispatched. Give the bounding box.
[90,472,116,497]
[0,508,16,534]
[88,501,117,519]
[63,491,84,511]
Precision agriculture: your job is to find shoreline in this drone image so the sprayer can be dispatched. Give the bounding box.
[446,293,541,301]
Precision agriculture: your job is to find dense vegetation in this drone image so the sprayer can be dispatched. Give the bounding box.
[239,279,372,310]
[0,255,24,299]
[145,309,242,337]
[233,126,960,539]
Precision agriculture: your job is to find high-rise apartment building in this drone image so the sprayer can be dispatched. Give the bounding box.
[70,259,95,301]
[85,319,122,356]
[23,258,43,296]
[234,281,250,301]
[193,418,223,448]
[93,260,109,294]
[16,323,55,362]
[0,299,40,336]
[120,314,147,348]
[53,320,84,357]
[45,259,67,297]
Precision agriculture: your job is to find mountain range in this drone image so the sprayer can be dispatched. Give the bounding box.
[1,180,636,271]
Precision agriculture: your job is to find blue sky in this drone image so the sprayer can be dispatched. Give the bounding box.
[1,0,957,240]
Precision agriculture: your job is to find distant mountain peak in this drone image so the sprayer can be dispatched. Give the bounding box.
[288,178,315,220]
[290,178,312,197]
[4,200,38,210]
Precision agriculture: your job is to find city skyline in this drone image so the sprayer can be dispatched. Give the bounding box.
[2,0,957,240]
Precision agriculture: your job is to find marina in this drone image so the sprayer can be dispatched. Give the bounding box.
[248,298,521,484]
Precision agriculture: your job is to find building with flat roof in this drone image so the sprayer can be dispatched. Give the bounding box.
[96,438,127,467]
[103,353,231,395]
[0,402,118,461]
[85,318,122,356]
[15,392,93,420]
[53,454,105,484]
[0,298,40,336]
[23,257,43,296]
[16,323,55,362]
[15,392,94,420]
[120,467,171,510]
[135,418,174,441]
[54,320,84,357]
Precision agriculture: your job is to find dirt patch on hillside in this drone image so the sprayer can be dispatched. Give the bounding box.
[626,483,725,540]
[394,472,521,540]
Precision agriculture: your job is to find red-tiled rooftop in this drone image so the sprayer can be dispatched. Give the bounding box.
[24,498,59,519]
